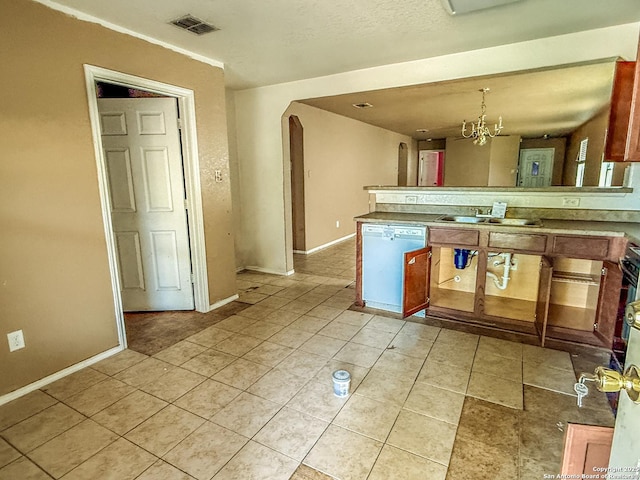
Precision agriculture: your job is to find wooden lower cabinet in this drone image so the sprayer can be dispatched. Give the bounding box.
[423,238,623,348]
[357,224,625,348]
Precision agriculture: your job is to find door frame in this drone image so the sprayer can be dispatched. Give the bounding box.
[83,64,209,348]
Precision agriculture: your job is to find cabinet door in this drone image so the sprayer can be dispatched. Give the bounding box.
[594,261,623,346]
[403,247,431,318]
[605,61,636,161]
[626,58,640,161]
[536,257,553,347]
[560,424,613,476]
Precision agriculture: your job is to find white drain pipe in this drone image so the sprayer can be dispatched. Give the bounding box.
[487,253,513,290]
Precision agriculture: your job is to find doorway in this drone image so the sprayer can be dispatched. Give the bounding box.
[84,65,209,348]
[98,95,194,311]
[418,150,445,186]
[518,148,555,187]
[397,143,409,186]
[289,115,306,253]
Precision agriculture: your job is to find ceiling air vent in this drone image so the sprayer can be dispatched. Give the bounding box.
[170,15,219,35]
[352,102,373,109]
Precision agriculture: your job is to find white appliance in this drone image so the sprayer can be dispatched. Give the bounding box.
[361,224,427,314]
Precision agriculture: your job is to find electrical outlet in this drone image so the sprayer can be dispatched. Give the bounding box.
[405,195,417,204]
[214,170,223,183]
[562,197,580,207]
[7,330,25,352]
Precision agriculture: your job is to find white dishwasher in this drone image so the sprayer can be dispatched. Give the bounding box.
[361,223,427,314]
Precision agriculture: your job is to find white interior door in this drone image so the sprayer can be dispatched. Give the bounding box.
[418,150,444,186]
[608,324,640,474]
[99,97,194,311]
[518,148,555,187]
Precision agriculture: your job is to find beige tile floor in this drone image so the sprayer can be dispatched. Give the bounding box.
[0,239,616,480]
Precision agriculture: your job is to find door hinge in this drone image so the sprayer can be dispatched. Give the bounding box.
[177,118,183,130]
[190,273,195,284]
[426,296,430,306]
[184,199,189,210]
[594,322,599,331]
[428,251,432,258]
[601,267,607,276]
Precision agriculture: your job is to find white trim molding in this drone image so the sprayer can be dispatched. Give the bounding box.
[208,294,239,312]
[0,346,123,406]
[245,266,296,276]
[83,65,211,350]
[296,233,356,255]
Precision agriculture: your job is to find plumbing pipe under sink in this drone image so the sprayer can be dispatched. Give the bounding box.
[487,253,513,290]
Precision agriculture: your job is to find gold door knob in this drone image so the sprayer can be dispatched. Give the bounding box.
[594,367,624,393]
[625,300,640,329]
[592,365,640,403]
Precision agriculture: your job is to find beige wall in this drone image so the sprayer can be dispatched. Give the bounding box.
[563,109,609,186]
[444,135,526,186]
[284,103,408,251]
[488,136,521,186]
[444,137,492,185]
[0,0,235,396]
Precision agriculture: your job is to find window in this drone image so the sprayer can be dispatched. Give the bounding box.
[599,160,614,187]
[575,138,588,187]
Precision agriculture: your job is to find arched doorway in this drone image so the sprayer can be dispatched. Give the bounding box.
[397,142,408,186]
[289,115,306,252]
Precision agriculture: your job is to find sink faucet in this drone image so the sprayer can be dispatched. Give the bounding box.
[475,208,493,218]
[476,202,508,219]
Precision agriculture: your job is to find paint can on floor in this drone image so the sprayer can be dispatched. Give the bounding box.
[332,370,350,398]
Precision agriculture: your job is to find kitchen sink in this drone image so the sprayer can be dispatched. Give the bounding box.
[436,215,485,224]
[436,215,542,227]
[487,218,542,227]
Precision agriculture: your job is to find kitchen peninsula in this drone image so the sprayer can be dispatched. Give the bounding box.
[355,183,640,350]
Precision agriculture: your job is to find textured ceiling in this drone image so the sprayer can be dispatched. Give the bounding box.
[40,0,640,89]
[299,60,618,140]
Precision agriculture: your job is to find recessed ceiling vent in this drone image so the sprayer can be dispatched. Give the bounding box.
[352,102,373,109]
[170,15,219,35]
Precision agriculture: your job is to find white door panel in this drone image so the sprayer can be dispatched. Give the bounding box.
[518,148,554,187]
[104,148,136,212]
[115,232,145,290]
[608,325,640,475]
[99,97,194,311]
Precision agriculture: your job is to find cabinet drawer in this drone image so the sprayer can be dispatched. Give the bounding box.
[552,235,610,259]
[429,228,479,246]
[488,232,547,252]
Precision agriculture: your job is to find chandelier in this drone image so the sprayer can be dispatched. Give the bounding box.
[461,88,503,146]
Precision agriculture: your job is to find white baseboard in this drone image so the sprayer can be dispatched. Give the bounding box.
[297,233,356,255]
[0,345,124,407]
[208,294,239,312]
[244,266,294,276]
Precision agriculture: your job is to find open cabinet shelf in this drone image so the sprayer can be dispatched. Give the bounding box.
[552,271,600,285]
[429,247,476,313]
[484,296,537,322]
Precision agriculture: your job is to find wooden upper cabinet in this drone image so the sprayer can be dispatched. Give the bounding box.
[605,61,635,161]
[627,56,640,161]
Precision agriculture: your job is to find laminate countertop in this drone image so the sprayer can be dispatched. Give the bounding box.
[355,211,640,242]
